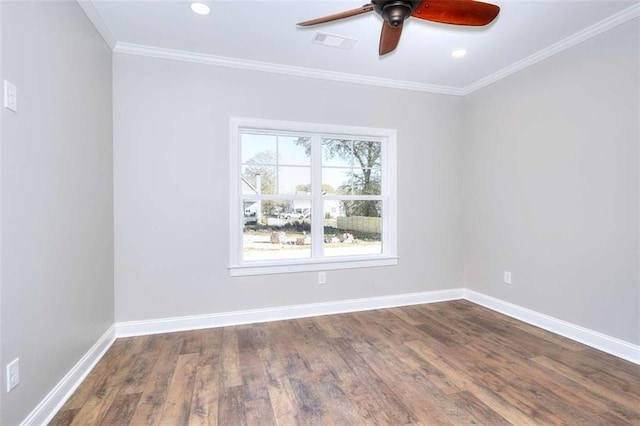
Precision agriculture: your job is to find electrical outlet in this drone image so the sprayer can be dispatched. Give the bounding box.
[7,358,19,392]
[318,272,326,284]
[504,271,512,285]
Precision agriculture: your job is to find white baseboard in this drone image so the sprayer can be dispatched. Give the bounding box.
[24,287,640,425]
[464,289,640,365]
[20,325,116,426]
[115,289,639,365]
[115,288,464,337]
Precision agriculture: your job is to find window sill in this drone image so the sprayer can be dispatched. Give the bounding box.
[229,256,398,277]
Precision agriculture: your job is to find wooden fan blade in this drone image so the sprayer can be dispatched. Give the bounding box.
[379,21,403,56]
[411,0,500,26]
[297,4,375,26]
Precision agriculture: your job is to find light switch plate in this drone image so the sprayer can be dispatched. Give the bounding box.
[4,80,17,112]
[7,358,19,392]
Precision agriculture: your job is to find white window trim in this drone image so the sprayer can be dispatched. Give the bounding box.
[229,117,397,276]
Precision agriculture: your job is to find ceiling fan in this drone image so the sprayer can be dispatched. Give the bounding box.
[297,0,500,56]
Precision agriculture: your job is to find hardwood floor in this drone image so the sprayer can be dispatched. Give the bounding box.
[50,300,640,425]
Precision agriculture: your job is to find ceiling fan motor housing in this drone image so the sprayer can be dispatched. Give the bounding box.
[374,0,421,27]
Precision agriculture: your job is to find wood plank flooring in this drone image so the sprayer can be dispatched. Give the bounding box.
[50,300,640,425]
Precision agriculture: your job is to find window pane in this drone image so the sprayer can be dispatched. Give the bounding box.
[278,166,310,195]
[241,166,276,195]
[243,202,312,262]
[353,140,382,169]
[352,168,381,195]
[279,136,311,166]
[322,167,352,194]
[242,134,277,164]
[324,200,382,257]
[322,139,352,167]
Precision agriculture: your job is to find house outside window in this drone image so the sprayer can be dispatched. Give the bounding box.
[229,118,397,276]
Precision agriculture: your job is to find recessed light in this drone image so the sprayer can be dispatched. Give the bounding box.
[451,49,467,58]
[190,2,210,15]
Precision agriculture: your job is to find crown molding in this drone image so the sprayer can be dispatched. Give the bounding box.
[112,42,465,96]
[93,1,638,97]
[76,0,116,49]
[463,3,640,95]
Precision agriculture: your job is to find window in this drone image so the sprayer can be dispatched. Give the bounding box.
[229,118,397,276]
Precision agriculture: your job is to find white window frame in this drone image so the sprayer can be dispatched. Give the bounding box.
[229,117,397,276]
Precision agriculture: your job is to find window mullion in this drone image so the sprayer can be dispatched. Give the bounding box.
[311,134,323,258]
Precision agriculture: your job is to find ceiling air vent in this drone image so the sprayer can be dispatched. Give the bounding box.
[312,32,357,50]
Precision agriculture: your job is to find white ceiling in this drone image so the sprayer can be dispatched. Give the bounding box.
[85,0,639,93]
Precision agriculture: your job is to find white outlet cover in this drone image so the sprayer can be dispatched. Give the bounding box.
[4,80,17,112]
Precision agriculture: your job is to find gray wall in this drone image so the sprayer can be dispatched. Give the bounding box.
[113,53,464,322]
[1,5,636,422]
[463,18,639,344]
[0,2,114,424]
